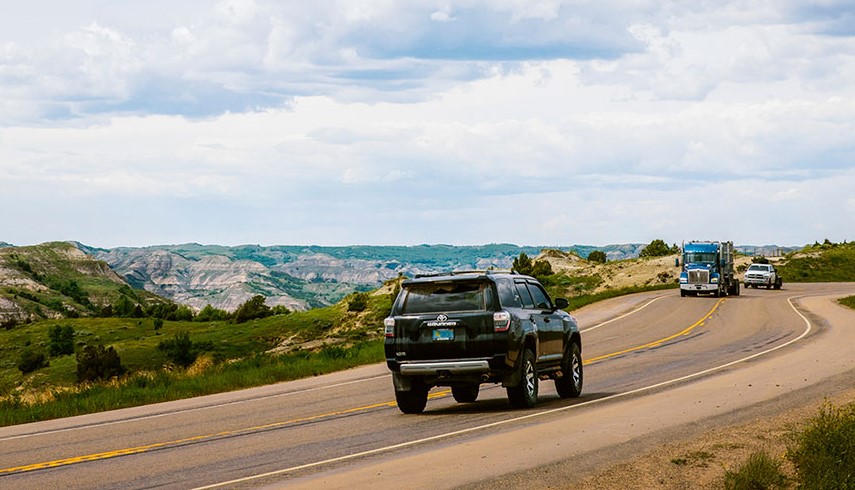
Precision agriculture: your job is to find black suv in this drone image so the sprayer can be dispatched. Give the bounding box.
[384,271,583,414]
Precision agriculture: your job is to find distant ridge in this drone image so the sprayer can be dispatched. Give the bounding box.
[85,243,654,312]
[2,241,806,319]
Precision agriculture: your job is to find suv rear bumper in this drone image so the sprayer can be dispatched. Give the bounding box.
[399,360,491,376]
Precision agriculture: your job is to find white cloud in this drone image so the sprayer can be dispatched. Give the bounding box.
[0,1,854,247]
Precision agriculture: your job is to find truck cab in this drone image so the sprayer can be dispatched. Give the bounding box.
[680,241,740,297]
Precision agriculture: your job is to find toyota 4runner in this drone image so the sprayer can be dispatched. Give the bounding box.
[384,270,583,414]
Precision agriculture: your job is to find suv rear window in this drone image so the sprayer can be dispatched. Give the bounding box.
[401,281,491,314]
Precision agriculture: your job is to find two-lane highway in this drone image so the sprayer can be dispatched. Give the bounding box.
[2,283,854,489]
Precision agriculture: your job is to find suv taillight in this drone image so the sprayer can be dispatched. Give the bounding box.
[384,317,395,337]
[493,311,511,332]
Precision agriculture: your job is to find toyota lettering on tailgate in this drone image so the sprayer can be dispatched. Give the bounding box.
[426,314,458,327]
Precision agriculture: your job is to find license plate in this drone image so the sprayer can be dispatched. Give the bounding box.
[432,328,454,341]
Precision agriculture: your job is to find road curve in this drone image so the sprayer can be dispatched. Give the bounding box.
[1,283,853,489]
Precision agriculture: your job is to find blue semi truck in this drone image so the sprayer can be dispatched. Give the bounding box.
[679,241,740,297]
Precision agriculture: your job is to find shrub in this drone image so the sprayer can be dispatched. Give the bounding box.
[787,402,855,489]
[347,292,370,312]
[723,452,787,490]
[48,324,75,357]
[531,259,553,278]
[173,305,194,322]
[270,305,291,316]
[195,304,229,322]
[390,277,402,303]
[153,317,164,331]
[147,303,194,321]
[17,348,48,374]
[76,344,124,382]
[157,331,214,368]
[513,252,553,280]
[587,250,607,263]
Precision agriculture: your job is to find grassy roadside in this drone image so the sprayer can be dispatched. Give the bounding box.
[0,341,384,427]
[0,289,392,427]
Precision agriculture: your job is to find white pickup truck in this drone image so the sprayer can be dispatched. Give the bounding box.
[743,263,782,289]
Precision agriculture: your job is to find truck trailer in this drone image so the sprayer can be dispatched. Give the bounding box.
[679,241,740,297]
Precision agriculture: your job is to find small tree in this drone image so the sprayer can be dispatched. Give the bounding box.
[513,253,534,275]
[639,239,676,258]
[233,295,272,324]
[587,250,607,263]
[48,324,75,357]
[112,295,136,317]
[18,348,48,374]
[76,344,123,382]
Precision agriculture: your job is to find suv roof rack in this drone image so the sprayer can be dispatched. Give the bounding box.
[413,269,516,279]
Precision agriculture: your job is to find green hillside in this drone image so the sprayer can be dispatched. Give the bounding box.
[0,281,393,426]
[0,242,170,322]
[776,240,855,282]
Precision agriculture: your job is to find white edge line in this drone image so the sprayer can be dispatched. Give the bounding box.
[193,295,814,489]
[581,295,666,333]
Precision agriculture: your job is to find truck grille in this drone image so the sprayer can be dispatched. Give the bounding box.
[688,269,709,284]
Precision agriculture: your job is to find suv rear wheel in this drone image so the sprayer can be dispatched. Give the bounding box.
[451,383,480,403]
[555,342,583,398]
[395,383,429,414]
[507,348,538,408]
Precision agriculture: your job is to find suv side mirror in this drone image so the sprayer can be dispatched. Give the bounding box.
[553,298,569,310]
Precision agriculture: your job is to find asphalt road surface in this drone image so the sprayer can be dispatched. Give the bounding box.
[2,283,854,489]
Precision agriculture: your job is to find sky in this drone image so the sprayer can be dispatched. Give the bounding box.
[1,1,854,249]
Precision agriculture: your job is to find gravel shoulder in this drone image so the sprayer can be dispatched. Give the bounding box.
[570,369,855,489]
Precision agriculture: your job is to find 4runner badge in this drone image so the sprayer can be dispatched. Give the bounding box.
[426,314,457,327]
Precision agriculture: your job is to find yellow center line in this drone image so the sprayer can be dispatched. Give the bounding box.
[584,297,725,364]
[1,300,724,477]
[0,391,446,476]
